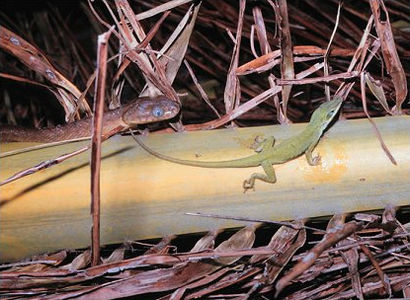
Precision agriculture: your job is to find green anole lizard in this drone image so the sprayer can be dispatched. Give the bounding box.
[134,96,343,191]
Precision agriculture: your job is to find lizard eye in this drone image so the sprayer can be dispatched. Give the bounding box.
[152,106,164,117]
[326,109,335,119]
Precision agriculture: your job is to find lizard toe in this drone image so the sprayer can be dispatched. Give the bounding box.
[312,155,322,165]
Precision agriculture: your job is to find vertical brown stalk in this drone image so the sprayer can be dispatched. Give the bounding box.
[278,0,294,120]
[223,0,245,117]
[90,27,114,266]
[369,0,407,113]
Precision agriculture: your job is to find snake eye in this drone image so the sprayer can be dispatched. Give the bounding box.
[152,106,164,117]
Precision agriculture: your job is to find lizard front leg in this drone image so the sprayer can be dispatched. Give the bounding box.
[243,160,276,192]
[305,143,321,166]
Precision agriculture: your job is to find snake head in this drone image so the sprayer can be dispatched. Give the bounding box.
[122,96,180,126]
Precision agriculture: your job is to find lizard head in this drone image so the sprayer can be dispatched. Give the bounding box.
[310,96,343,130]
[122,96,180,126]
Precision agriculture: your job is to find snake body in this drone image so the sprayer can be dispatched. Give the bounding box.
[0,96,179,143]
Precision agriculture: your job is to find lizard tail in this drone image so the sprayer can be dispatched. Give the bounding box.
[133,134,259,168]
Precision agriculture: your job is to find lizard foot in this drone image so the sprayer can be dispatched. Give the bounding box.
[311,154,321,166]
[243,163,277,192]
[243,179,255,193]
[250,136,266,152]
[306,150,322,166]
[250,136,276,153]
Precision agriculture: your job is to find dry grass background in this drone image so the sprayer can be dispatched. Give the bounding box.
[0,0,409,299]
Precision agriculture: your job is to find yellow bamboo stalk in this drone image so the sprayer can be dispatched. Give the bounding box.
[1,116,409,262]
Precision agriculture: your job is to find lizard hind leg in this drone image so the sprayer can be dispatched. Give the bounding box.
[251,136,276,153]
[243,161,277,192]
